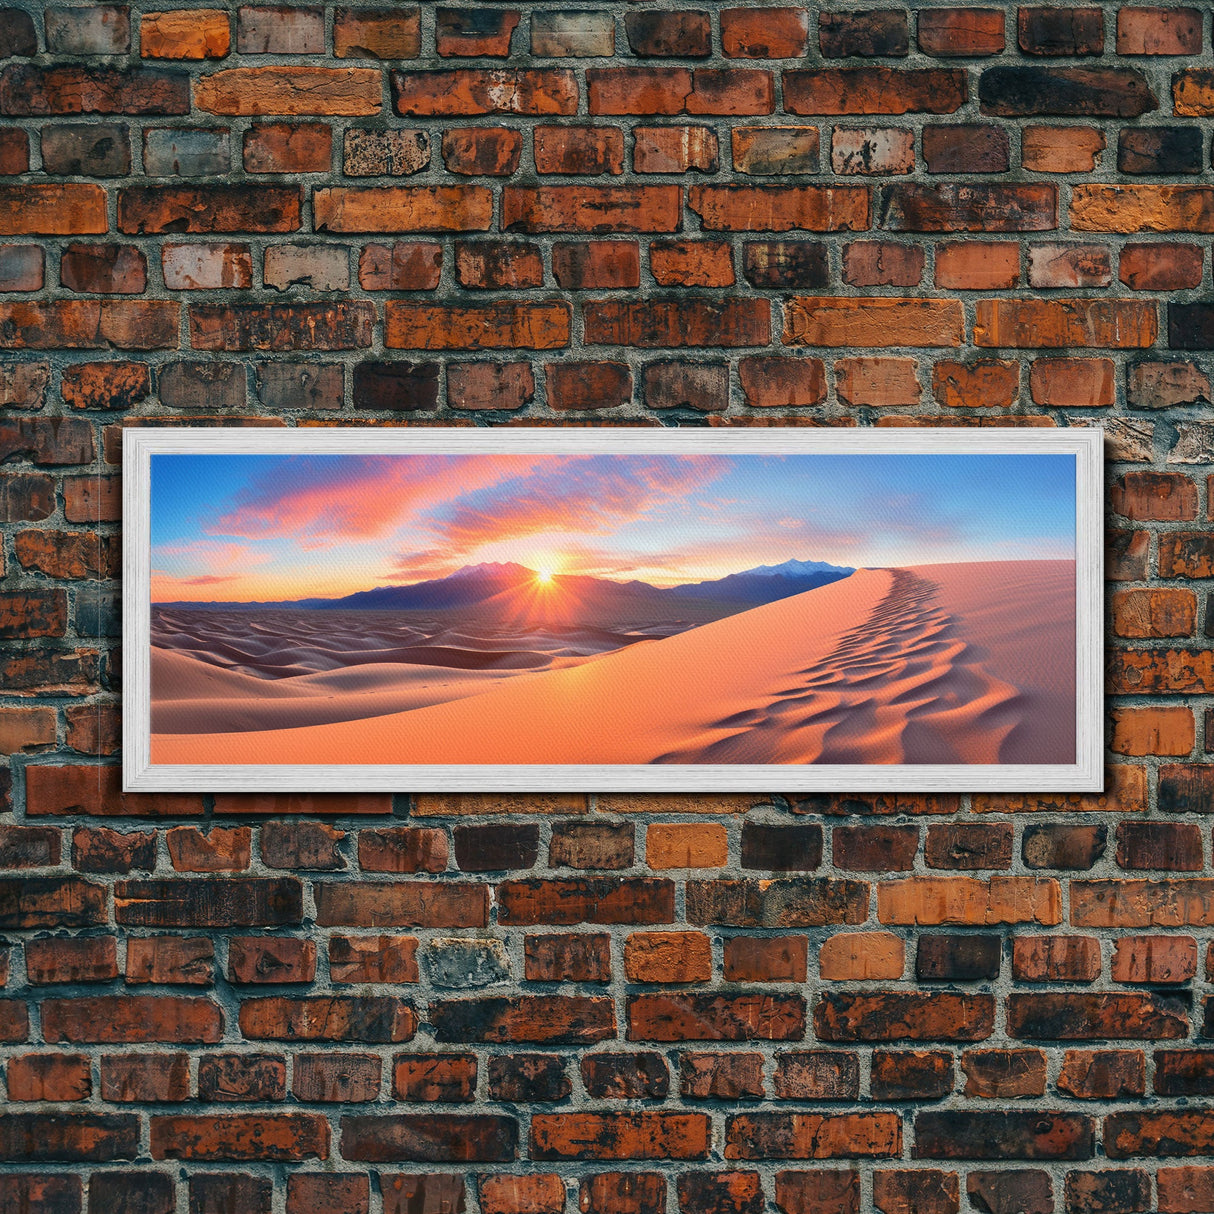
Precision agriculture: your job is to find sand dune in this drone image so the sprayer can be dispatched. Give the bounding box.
[152,560,1075,768]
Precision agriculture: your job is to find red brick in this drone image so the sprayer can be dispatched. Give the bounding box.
[534,125,622,175]
[552,241,640,289]
[240,996,415,1043]
[525,933,612,983]
[119,185,300,233]
[1118,6,1202,54]
[832,127,914,175]
[26,936,117,984]
[1058,1050,1145,1099]
[0,128,28,174]
[504,185,680,234]
[243,123,332,172]
[7,1053,91,1101]
[1112,588,1198,638]
[314,186,491,233]
[873,1171,959,1214]
[329,935,418,984]
[883,183,1056,231]
[585,299,769,348]
[974,298,1157,348]
[1113,471,1198,521]
[340,1113,517,1162]
[228,937,317,984]
[455,241,543,290]
[1113,935,1198,984]
[151,1113,329,1161]
[442,127,522,175]
[689,184,867,231]
[651,240,734,287]
[126,937,214,986]
[589,67,773,116]
[738,357,826,408]
[42,996,222,1043]
[635,125,718,173]
[196,66,380,115]
[547,361,632,411]
[1111,706,1195,757]
[190,302,374,351]
[393,1053,477,1102]
[1012,935,1101,982]
[931,359,1019,408]
[1029,357,1115,406]
[480,1175,565,1214]
[532,1111,710,1161]
[292,1052,381,1103]
[386,301,569,350]
[0,245,42,291]
[394,69,576,116]
[436,8,519,56]
[0,300,179,350]
[141,9,231,59]
[334,9,421,59]
[935,241,1020,289]
[788,299,962,347]
[726,1111,901,1160]
[628,993,805,1042]
[721,8,809,57]
[843,241,923,287]
[287,1175,368,1214]
[1121,242,1203,290]
[60,243,147,294]
[315,880,487,926]
[167,825,252,872]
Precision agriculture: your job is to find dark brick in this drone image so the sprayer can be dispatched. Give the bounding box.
[819,11,909,57]
[870,1050,954,1101]
[352,360,440,410]
[1119,126,1203,175]
[582,1051,670,1099]
[979,66,1158,117]
[742,240,829,288]
[913,1111,1093,1160]
[741,824,823,871]
[1022,824,1107,870]
[453,823,540,872]
[487,1053,571,1101]
[625,11,712,57]
[1018,7,1104,55]
[916,935,1002,981]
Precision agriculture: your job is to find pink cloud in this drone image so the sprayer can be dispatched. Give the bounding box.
[433,456,730,552]
[210,454,556,543]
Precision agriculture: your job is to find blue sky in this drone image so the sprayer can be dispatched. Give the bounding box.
[150,451,1076,601]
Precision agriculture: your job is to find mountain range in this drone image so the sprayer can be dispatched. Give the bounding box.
[158,558,856,612]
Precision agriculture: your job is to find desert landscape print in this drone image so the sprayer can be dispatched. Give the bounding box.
[147,447,1078,769]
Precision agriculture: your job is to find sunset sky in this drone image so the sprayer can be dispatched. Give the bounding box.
[150,452,1077,602]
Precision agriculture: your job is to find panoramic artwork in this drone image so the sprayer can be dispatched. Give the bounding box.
[130,432,1092,789]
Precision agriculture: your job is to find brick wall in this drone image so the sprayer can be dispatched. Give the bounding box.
[2,2,1214,1212]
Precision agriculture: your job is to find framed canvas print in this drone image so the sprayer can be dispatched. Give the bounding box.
[123,426,1102,792]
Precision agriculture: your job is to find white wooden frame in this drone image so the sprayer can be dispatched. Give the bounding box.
[124,426,1103,793]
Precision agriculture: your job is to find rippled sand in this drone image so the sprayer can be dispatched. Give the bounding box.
[153,560,1075,768]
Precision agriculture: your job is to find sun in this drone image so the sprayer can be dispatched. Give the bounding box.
[535,565,554,584]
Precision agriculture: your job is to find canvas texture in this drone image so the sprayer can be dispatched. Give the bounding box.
[0,2,1211,1211]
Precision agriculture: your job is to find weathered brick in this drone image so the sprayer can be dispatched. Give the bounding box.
[784,68,966,114]
[196,66,381,116]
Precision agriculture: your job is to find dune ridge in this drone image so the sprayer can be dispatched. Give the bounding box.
[151,559,1076,768]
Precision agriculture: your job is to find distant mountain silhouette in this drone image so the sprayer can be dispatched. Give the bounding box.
[669,558,855,604]
[156,558,855,611]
